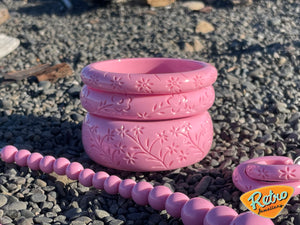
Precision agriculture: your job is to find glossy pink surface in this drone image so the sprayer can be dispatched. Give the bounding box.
[81,85,215,120]
[1,145,18,163]
[246,163,300,181]
[82,111,213,171]
[66,162,84,180]
[203,206,238,225]
[78,168,95,187]
[181,197,214,225]
[27,152,43,170]
[92,171,109,190]
[233,156,300,196]
[15,149,31,167]
[229,212,274,225]
[39,155,56,173]
[119,179,136,199]
[81,58,217,94]
[103,175,122,195]
[165,192,190,218]
[148,185,173,210]
[131,181,153,206]
[53,157,70,175]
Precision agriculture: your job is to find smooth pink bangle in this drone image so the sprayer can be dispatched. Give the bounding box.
[0,146,275,225]
[81,85,215,120]
[82,111,213,171]
[81,58,217,94]
[233,156,300,196]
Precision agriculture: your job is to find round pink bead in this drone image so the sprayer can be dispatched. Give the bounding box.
[39,156,56,174]
[27,152,43,170]
[204,206,238,225]
[181,197,214,225]
[165,192,189,218]
[229,212,274,225]
[53,157,70,175]
[78,168,95,187]
[131,181,153,206]
[92,171,109,190]
[119,179,136,199]
[15,149,31,167]
[104,175,122,195]
[1,145,18,163]
[66,162,84,180]
[148,185,173,211]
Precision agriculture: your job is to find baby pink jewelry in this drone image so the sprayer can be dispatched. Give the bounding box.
[81,58,217,171]
[80,85,215,120]
[82,111,213,171]
[81,58,217,94]
[0,145,275,225]
[233,156,300,196]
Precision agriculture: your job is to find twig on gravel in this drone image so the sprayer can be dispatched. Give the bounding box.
[4,63,73,82]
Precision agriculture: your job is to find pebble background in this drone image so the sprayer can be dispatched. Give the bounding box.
[0,0,299,224]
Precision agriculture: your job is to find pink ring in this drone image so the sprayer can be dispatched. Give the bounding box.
[246,163,300,181]
[82,111,213,171]
[233,156,300,196]
[81,58,217,94]
[81,85,215,120]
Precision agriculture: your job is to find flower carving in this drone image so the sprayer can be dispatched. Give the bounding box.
[178,150,188,162]
[111,95,132,112]
[116,125,129,138]
[256,167,270,179]
[156,131,168,144]
[166,94,188,114]
[110,76,124,90]
[169,126,181,137]
[124,152,137,165]
[136,78,153,93]
[279,166,296,180]
[193,74,205,88]
[166,77,182,93]
[166,142,179,154]
[132,126,144,136]
[114,142,127,154]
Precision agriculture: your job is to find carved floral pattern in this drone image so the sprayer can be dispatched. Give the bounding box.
[82,114,212,171]
[135,78,153,93]
[279,166,296,180]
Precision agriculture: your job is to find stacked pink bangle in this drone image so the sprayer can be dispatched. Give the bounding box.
[0,145,275,225]
[80,58,218,171]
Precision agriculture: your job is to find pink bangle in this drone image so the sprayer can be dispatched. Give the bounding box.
[81,58,217,94]
[81,85,215,120]
[233,156,300,196]
[0,146,275,225]
[82,111,213,171]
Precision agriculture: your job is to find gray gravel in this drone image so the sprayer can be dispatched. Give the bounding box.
[0,0,300,224]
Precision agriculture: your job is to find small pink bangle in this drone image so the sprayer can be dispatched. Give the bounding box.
[81,85,215,120]
[81,58,217,94]
[233,156,300,196]
[82,111,213,171]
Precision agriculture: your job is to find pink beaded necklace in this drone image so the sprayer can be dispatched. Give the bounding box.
[2,145,295,225]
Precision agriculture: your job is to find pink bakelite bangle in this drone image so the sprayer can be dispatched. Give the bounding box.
[81,58,217,95]
[82,111,213,171]
[233,156,300,196]
[81,84,215,121]
[0,145,275,225]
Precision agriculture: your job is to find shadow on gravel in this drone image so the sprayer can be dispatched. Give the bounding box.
[16,0,233,17]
